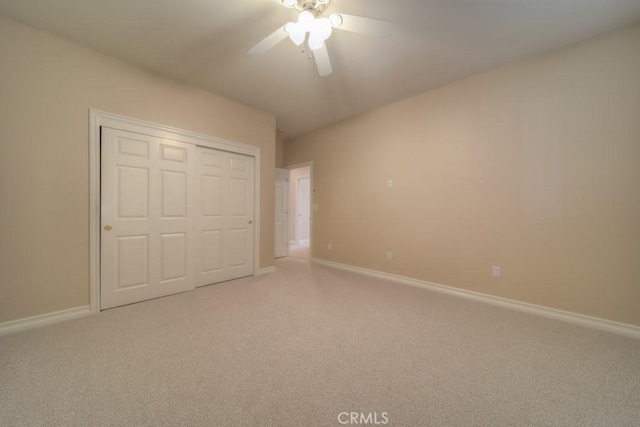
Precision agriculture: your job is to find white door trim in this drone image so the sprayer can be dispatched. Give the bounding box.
[89,109,261,313]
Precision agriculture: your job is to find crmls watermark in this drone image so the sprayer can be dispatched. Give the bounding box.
[337,412,389,425]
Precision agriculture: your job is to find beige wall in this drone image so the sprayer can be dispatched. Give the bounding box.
[0,16,276,323]
[285,23,640,327]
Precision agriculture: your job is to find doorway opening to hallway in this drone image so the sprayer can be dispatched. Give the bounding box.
[289,165,311,259]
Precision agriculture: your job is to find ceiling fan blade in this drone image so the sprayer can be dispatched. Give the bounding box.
[248,25,288,56]
[330,13,393,36]
[313,44,332,77]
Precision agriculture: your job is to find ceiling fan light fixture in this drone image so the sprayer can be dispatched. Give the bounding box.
[286,23,306,46]
[308,34,324,50]
[298,10,315,29]
[314,17,332,39]
[253,0,392,77]
[329,13,343,28]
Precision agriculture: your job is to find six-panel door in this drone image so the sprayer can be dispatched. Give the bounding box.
[101,127,255,309]
[196,147,254,286]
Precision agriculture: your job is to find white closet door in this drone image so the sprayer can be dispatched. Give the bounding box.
[101,128,196,309]
[196,147,254,286]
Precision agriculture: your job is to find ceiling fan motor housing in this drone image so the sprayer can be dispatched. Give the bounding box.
[300,0,330,16]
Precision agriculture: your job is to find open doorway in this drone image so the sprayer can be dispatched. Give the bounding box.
[288,164,311,259]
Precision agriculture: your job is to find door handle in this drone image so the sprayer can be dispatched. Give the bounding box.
[248,220,253,225]
[104,225,112,231]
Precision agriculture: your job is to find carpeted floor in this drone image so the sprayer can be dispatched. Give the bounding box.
[289,243,310,259]
[1,255,639,426]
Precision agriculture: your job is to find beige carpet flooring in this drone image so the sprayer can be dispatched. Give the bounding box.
[289,243,310,260]
[1,255,640,426]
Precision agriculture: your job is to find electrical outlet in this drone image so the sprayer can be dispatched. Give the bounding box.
[492,266,502,278]
[387,251,393,260]
[327,243,332,251]
[387,179,393,188]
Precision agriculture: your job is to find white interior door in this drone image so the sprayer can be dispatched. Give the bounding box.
[297,177,310,244]
[196,147,254,286]
[101,127,196,309]
[274,168,289,258]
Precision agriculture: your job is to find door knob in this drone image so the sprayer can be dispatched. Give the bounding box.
[248,220,253,225]
[104,225,112,231]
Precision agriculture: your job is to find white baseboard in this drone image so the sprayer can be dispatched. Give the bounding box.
[257,266,276,276]
[312,258,640,340]
[0,305,91,336]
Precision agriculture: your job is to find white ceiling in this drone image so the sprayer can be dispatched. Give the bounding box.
[1,0,640,138]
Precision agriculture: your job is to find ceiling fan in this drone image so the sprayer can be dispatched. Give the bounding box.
[248,0,393,77]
